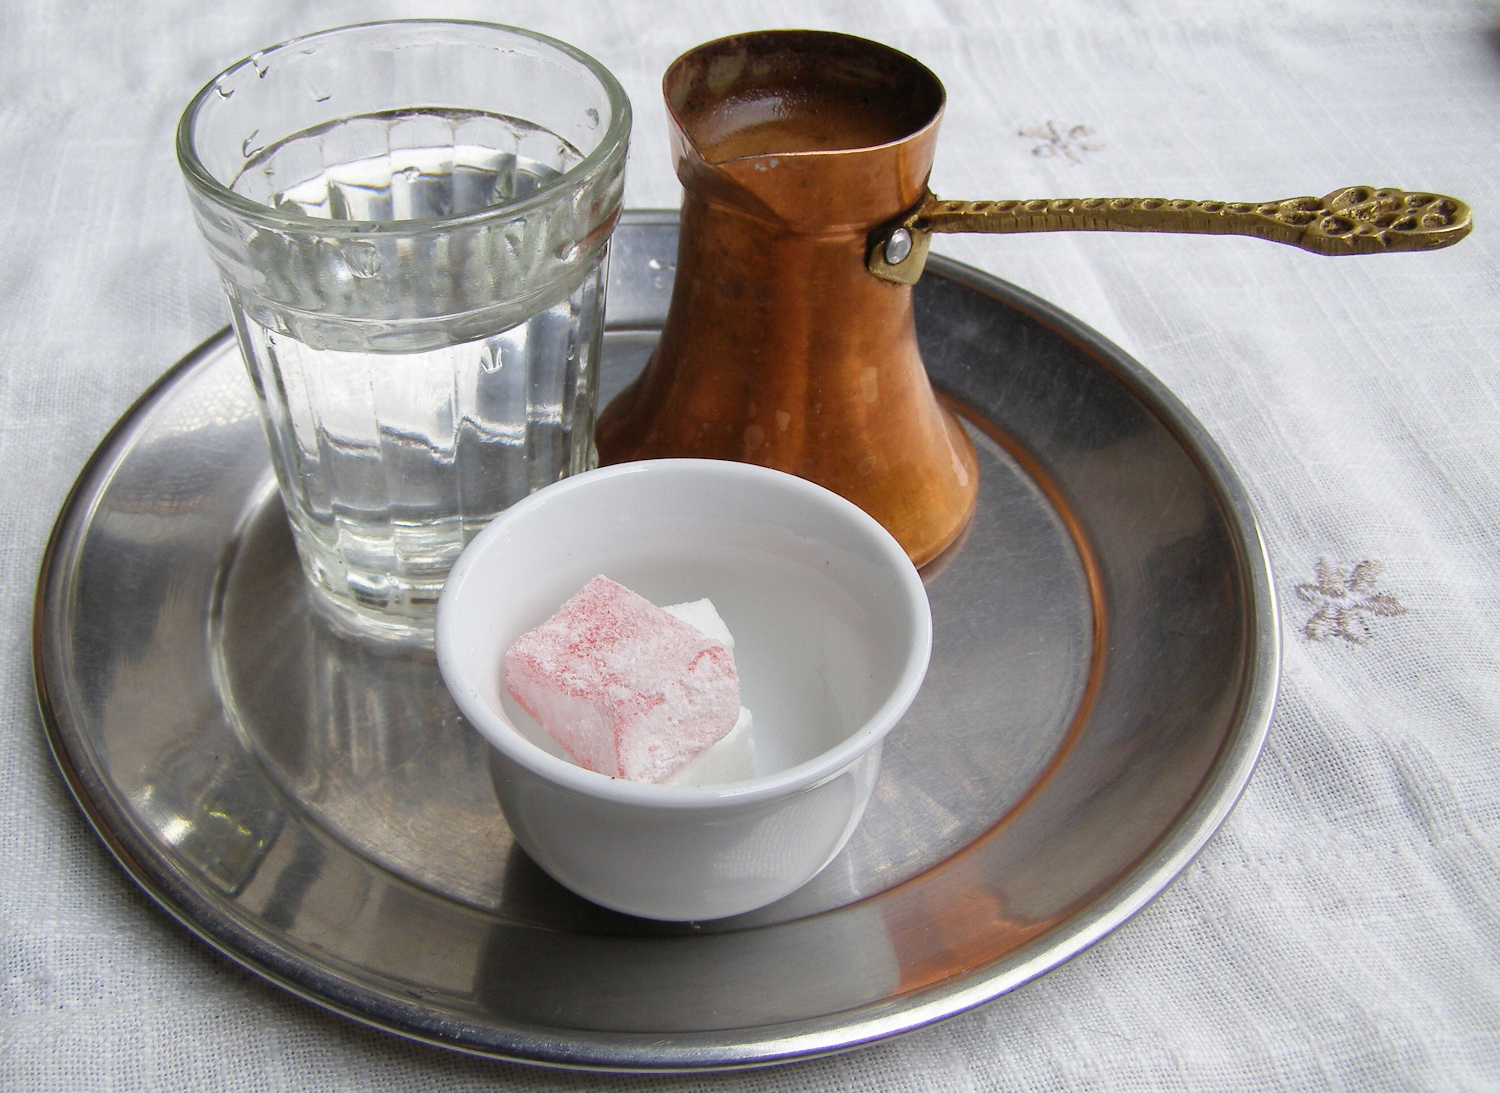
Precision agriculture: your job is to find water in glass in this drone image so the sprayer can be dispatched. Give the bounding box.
[228,110,602,636]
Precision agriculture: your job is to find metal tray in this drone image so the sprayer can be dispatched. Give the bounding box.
[33,210,1278,1072]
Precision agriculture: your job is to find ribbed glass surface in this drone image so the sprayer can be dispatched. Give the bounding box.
[230,267,603,633]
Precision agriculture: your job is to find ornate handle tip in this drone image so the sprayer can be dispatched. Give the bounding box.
[1307,187,1471,254]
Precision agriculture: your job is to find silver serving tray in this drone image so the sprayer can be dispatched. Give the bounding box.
[33,211,1278,1071]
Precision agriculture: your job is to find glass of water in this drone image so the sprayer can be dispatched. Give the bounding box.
[178,21,630,646]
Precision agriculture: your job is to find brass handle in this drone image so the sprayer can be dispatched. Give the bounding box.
[868,186,1473,284]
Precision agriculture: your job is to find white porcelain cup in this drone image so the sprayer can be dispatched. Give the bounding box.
[435,459,932,920]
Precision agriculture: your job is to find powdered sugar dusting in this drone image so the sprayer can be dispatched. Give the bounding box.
[503,576,741,782]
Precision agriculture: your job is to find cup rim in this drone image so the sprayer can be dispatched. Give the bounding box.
[176,19,632,236]
[663,29,946,165]
[435,459,934,811]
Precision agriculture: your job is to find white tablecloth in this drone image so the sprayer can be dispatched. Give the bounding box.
[4,1,1497,1088]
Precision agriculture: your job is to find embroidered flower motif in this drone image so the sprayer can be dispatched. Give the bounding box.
[1018,121,1103,163]
[1296,559,1407,643]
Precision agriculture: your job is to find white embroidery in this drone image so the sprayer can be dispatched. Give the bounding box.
[1296,559,1407,643]
[1018,121,1103,163]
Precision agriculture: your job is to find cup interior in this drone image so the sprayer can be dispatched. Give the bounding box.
[437,461,931,795]
[665,30,945,163]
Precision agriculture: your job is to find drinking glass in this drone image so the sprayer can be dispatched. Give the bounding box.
[178,21,630,645]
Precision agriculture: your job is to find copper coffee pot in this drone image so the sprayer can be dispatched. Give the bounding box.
[596,31,1471,567]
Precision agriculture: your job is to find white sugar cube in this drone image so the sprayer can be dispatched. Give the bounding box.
[666,705,757,786]
[662,598,735,650]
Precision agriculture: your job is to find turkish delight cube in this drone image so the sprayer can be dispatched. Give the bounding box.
[503,576,741,783]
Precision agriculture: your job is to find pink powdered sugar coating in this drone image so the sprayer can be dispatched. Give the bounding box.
[503,576,741,783]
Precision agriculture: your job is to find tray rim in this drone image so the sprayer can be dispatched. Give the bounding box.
[32,209,1280,1072]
